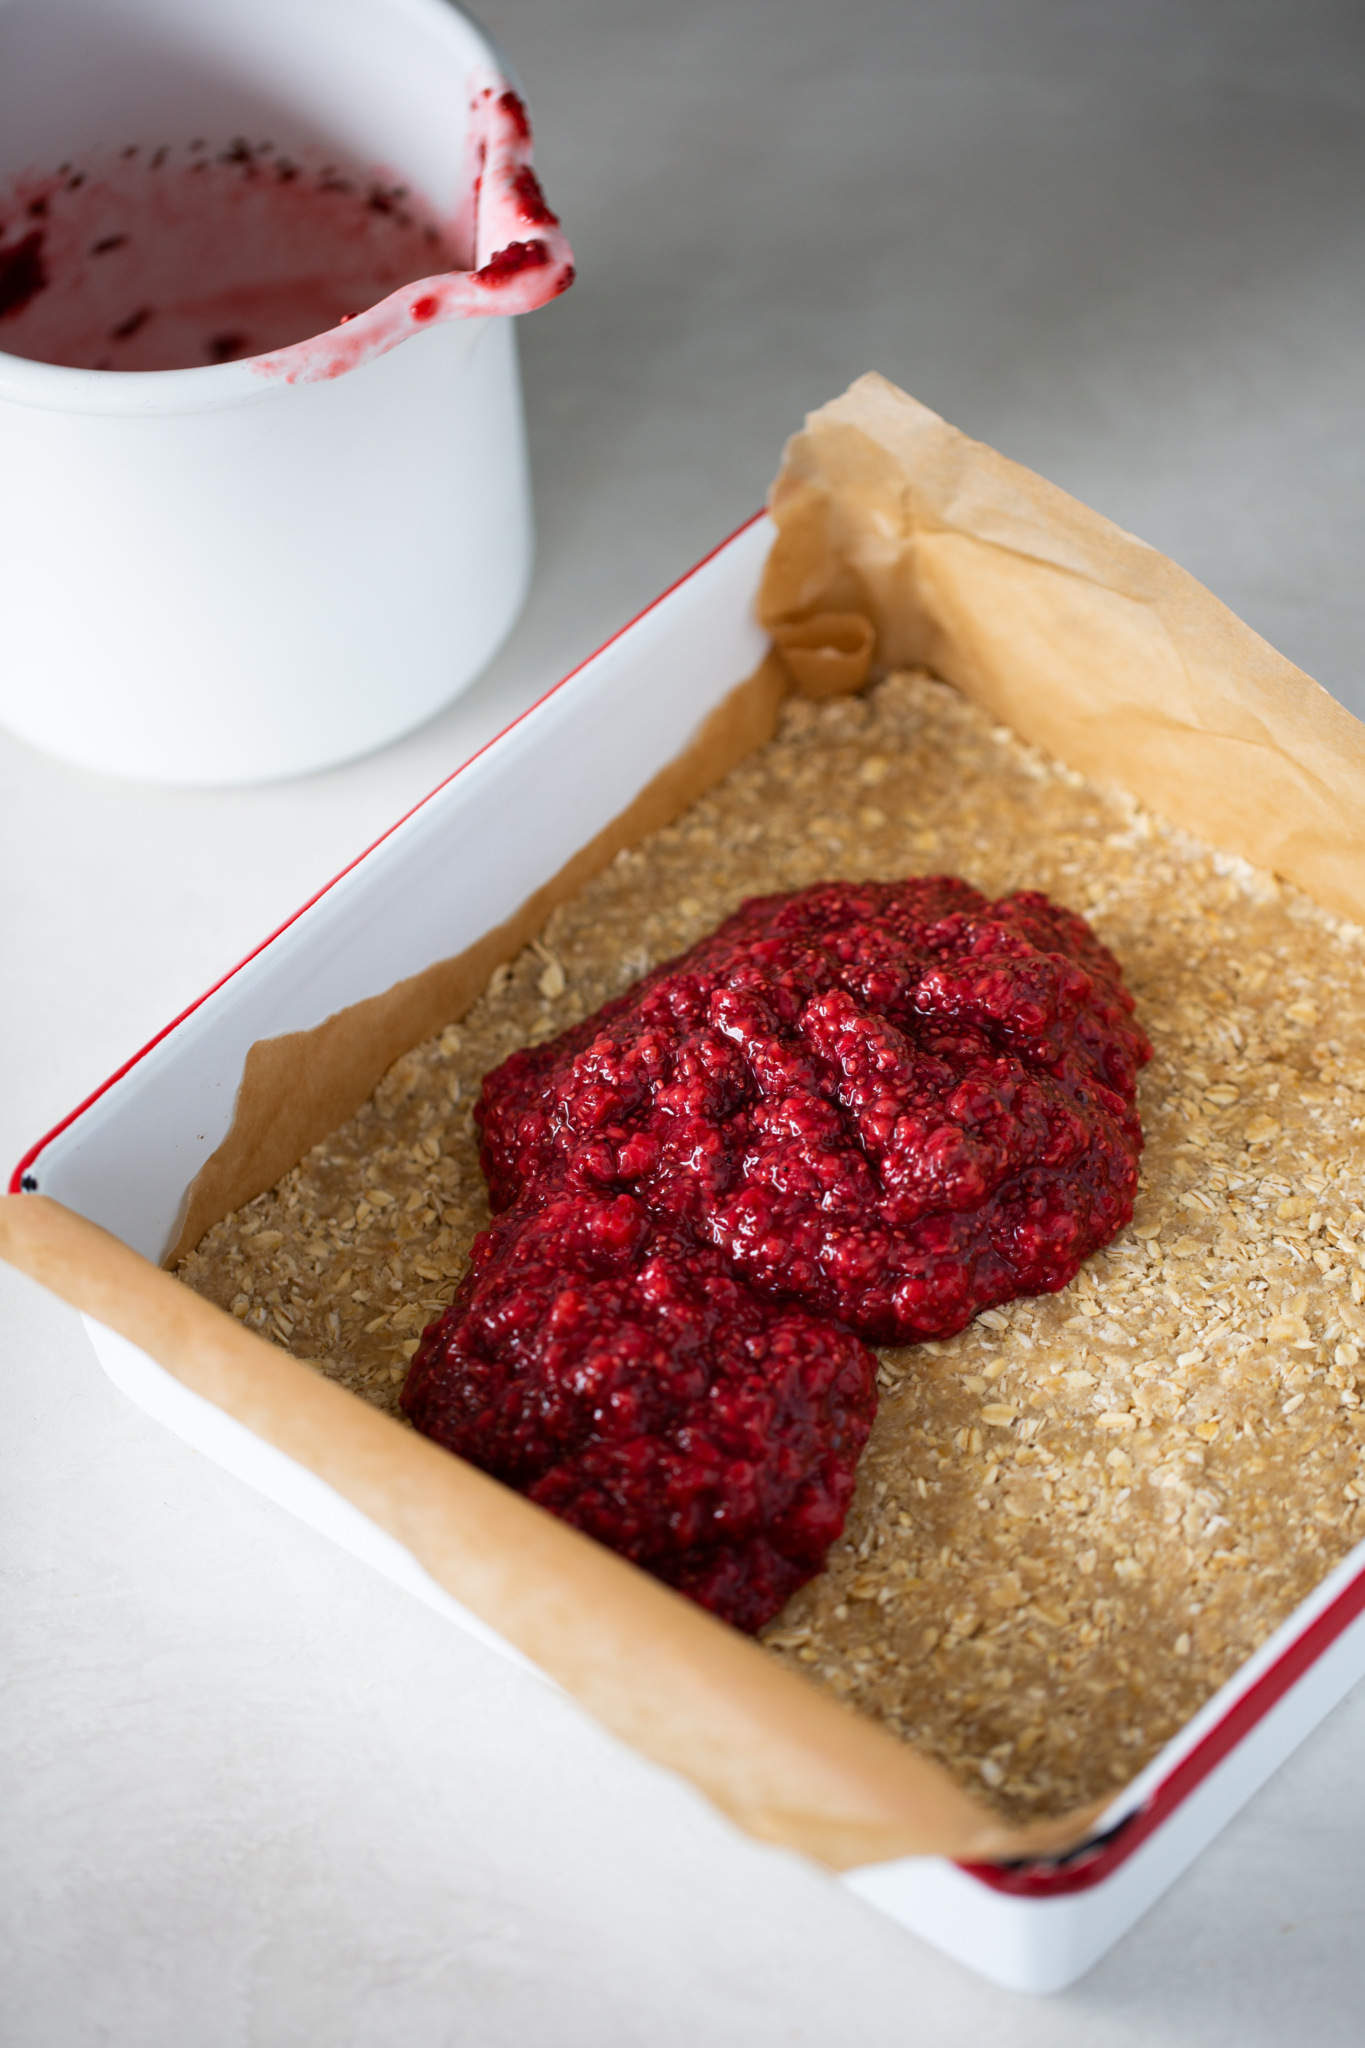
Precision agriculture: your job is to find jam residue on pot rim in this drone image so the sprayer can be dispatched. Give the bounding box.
[403,877,1151,1631]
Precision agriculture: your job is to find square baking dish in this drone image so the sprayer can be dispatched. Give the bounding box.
[15,499,1365,1997]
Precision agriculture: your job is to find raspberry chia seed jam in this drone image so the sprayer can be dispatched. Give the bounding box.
[403,877,1151,1630]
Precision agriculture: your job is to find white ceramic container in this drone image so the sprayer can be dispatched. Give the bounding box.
[15,515,1365,1992]
[0,0,572,784]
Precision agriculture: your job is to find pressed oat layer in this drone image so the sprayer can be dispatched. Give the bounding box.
[178,672,1365,1822]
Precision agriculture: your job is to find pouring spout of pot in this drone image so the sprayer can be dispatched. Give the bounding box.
[252,72,574,388]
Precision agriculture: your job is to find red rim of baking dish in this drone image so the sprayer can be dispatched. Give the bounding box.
[13,506,1364,1900]
[962,1545,1365,1893]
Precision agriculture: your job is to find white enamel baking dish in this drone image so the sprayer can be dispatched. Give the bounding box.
[15,514,1365,1993]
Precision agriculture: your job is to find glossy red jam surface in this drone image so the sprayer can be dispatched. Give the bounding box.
[404,1195,878,1633]
[403,877,1150,1630]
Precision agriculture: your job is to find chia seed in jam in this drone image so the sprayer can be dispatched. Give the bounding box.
[403,877,1151,1631]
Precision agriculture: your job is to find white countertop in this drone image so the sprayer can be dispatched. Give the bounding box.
[5,2,1365,2039]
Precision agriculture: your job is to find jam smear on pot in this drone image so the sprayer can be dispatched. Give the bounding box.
[403,877,1151,1631]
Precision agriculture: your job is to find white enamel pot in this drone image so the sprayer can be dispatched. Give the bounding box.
[0,0,573,784]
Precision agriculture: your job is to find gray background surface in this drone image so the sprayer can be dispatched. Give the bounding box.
[3,1,1365,2039]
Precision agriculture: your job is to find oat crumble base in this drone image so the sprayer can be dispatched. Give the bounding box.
[179,672,1365,1823]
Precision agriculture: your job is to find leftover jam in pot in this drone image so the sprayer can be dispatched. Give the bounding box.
[0,140,460,372]
[403,877,1151,1629]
